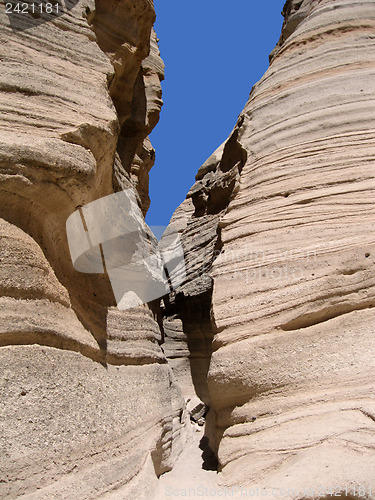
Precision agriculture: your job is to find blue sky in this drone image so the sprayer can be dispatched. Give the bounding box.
[146,0,286,226]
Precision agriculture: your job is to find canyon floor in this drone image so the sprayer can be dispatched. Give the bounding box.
[156,426,219,499]
[102,423,222,499]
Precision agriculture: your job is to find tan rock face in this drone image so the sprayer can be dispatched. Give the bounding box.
[3,0,375,496]
[0,1,185,498]
[164,0,375,492]
[161,120,247,406]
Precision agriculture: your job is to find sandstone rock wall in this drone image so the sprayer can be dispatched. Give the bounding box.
[161,119,247,405]
[0,2,186,498]
[164,0,375,492]
[2,0,375,496]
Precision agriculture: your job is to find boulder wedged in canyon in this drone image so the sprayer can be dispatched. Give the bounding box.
[164,0,375,493]
[0,1,186,498]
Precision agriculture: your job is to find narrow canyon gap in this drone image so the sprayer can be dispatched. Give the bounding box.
[1,0,375,499]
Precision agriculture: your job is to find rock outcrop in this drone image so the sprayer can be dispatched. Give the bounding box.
[161,119,247,407]
[164,0,375,493]
[0,1,186,498]
[2,0,375,497]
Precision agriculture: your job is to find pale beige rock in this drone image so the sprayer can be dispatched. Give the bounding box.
[164,0,375,494]
[3,0,375,496]
[161,122,247,406]
[0,345,184,499]
[0,1,186,498]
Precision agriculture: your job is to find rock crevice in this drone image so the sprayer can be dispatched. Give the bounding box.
[2,0,375,497]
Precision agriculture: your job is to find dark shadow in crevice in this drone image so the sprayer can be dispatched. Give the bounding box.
[199,436,218,471]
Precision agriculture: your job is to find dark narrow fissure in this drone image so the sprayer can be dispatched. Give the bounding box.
[159,114,248,471]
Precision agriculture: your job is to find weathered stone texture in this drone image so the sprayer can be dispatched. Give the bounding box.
[0,1,185,498]
[2,0,375,496]
[161,118,247,406]
[164,0,375,492]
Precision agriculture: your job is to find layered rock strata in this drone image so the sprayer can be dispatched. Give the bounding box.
[0,1,186,498]
[161,119,247,406]
[2,0,375,496]
[164,0,375,493]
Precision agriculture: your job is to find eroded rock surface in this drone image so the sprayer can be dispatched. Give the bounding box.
[164,0,375,493]
[0,1,186,498]
[2,0,375,497]
[161,120,247,407]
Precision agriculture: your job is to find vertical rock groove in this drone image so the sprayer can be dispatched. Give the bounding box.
[161,115,247,434]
